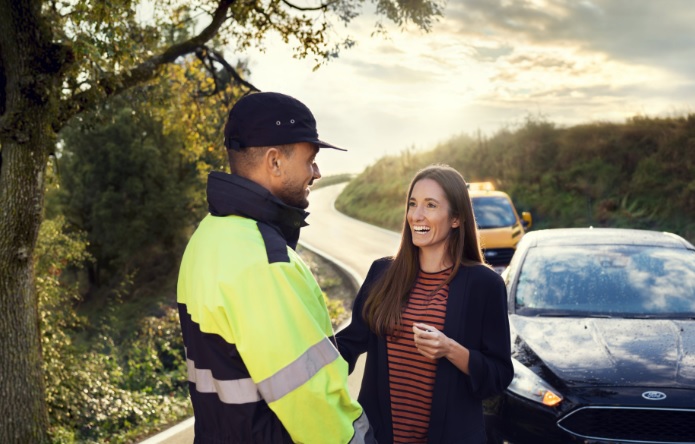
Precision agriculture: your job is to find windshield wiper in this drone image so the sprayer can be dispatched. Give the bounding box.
[535,312,573,317]
[533,312,612,318]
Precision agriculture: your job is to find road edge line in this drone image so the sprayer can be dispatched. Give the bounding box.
[138,417,195,444]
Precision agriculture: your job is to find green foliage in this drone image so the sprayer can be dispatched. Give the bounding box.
[55,52,240,290]
[36,216,91,440]
[337,114,695,243]
[43,0,443,107]
[122,308,188,395]
[324,293,347,329]
[58,96,196,280]
[374,0,444,30]
[45,321,189,444]
[36,216,190,443]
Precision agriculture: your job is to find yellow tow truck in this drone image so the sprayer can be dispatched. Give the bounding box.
[468,182,532,273]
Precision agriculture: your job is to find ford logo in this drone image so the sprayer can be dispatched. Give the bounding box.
[642,391,667,401]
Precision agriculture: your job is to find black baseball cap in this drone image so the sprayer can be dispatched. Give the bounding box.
[224,92,346,151]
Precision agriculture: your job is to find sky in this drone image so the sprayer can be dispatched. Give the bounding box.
[235,0,695,175]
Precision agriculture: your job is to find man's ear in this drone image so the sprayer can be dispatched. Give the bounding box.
[264,147,282,177]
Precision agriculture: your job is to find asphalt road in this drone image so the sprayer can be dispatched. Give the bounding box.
[301,182,401,284]
[141,182,401,444]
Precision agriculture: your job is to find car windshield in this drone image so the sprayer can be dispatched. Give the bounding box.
[472,196,518,229]
[514,244,695,317]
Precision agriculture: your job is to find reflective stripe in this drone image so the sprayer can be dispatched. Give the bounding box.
[348,411,370,444]
[186,338,339,406]
[257,337,339,403]
[187,358,262,404]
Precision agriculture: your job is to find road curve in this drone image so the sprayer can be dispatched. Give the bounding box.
[140,182,401,444]
[301,182,401,282]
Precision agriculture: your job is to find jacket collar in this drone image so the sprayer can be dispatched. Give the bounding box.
[206,171,309,249]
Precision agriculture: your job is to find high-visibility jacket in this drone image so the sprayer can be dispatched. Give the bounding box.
[178,172,373,444]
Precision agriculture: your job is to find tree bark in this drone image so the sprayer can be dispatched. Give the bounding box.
[0,140,51,444]
[0,0,62,442]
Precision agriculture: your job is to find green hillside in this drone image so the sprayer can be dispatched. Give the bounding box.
[336,115,695,243]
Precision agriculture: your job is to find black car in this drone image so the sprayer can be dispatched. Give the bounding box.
[485,228,695,444]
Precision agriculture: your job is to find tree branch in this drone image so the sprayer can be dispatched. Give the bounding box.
[207,48,259,93]
[57,0,237,129]
[192,47,258,99]
[281,0,337,11]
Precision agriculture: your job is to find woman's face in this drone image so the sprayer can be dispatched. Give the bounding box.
[407,178,460,255]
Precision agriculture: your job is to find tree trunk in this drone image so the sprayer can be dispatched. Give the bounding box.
[0,0,62,441]
[0,138,50,444]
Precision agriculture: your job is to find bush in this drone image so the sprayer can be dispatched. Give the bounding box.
[37,217,191,443]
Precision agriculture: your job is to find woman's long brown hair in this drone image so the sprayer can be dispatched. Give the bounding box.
[362,164,486,336]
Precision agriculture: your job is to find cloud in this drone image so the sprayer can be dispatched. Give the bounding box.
[344,59,438,84]
[444,0,695,77]
[235,0,695,174]
[472,45,515,62]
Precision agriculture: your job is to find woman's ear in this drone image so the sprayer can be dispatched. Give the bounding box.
[451,218,460,228]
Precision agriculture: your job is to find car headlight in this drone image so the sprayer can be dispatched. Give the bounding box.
[508,358,563,407]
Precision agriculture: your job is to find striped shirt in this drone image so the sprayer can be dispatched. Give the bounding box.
[387,267,451,443]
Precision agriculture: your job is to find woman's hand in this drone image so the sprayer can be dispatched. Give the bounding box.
[413,323,471,374]
[412,323,452,360]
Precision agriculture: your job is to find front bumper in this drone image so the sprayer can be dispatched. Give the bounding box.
[485,390,695,444]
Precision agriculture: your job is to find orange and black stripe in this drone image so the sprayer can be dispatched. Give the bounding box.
[387,268,451,443]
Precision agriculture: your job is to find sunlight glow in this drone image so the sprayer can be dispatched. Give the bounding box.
[221,1,695,174]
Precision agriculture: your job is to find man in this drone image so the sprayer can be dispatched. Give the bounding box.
[177,92,375,443]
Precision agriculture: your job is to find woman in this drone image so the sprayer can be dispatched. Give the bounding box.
[337,164,513,444]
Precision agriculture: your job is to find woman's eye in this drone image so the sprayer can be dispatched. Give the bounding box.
[408,202,416,207]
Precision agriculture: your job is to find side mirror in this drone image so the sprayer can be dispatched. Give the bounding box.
[521,212,533,230]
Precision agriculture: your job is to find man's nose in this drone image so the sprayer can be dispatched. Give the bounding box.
[312,162,321,180]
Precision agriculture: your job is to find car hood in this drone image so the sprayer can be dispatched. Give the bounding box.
[509,315,695,387]
[479,225,523,249]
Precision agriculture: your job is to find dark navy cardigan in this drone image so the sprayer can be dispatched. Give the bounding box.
[336,257,513,444]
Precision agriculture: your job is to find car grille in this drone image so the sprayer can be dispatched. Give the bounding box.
[558,406,695,443]
[483,248,515,266]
